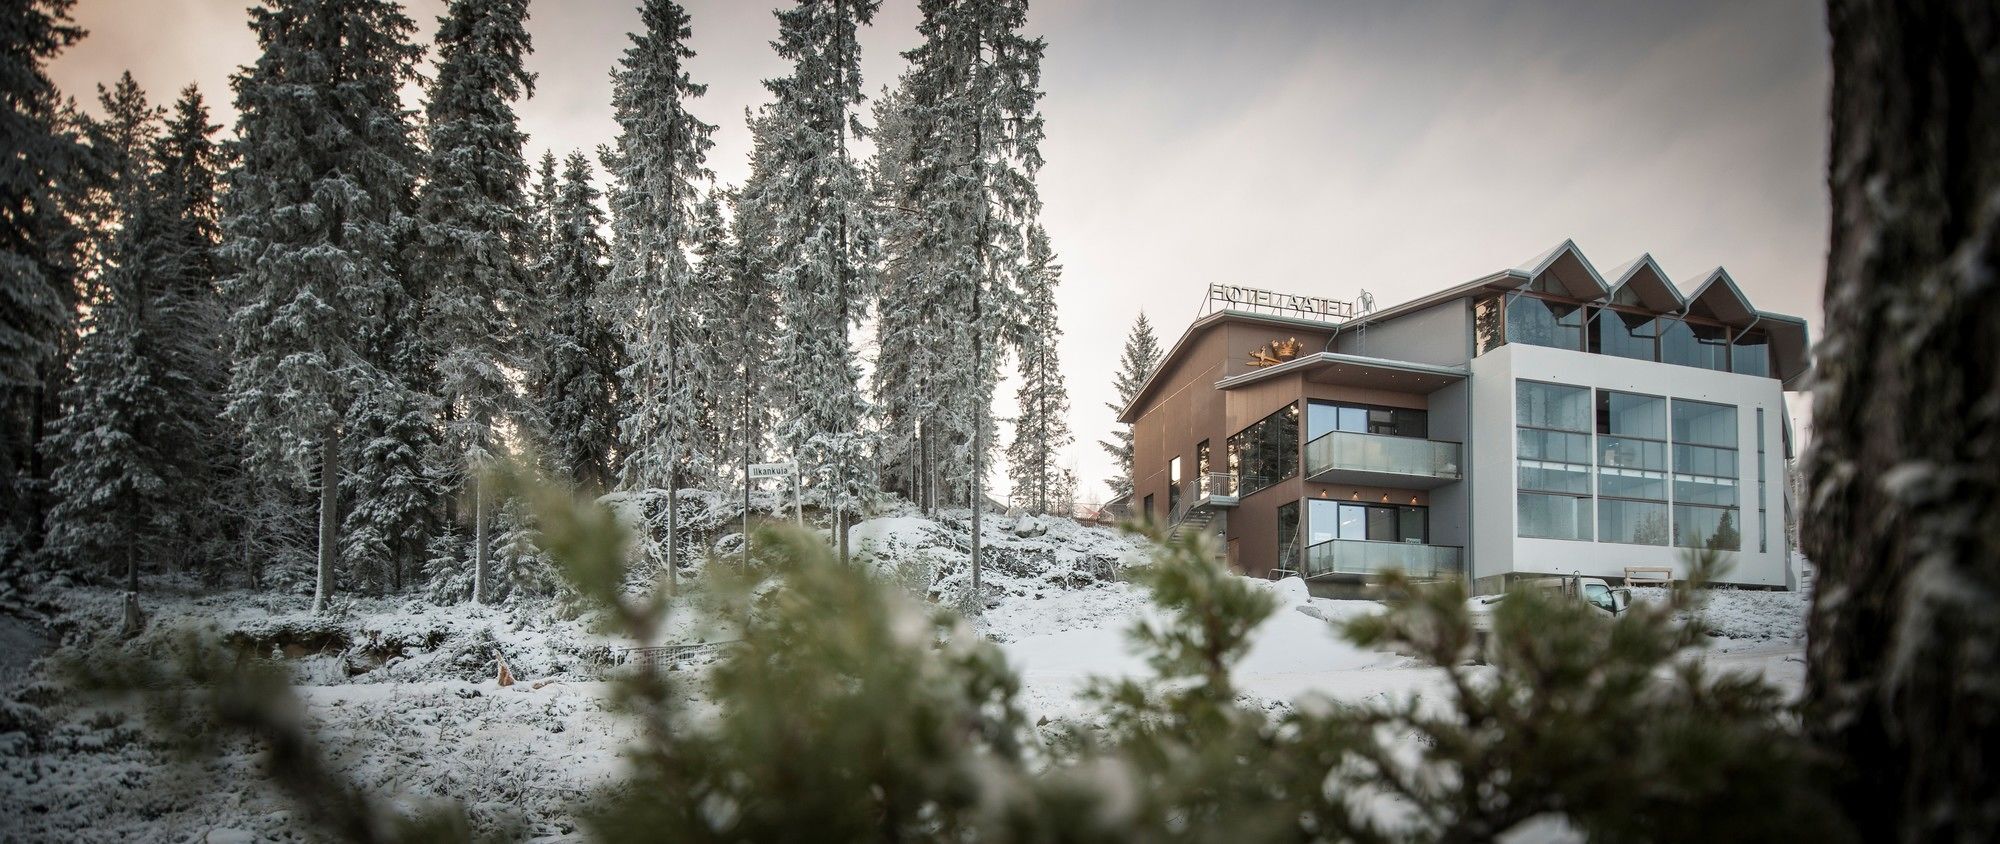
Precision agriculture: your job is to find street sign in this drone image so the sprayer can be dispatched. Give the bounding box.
[750,462,794,480]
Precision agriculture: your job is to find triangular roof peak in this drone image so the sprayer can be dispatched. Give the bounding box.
[1602,253,1687,311]
[1511,239,1610,300]
[1680,267,1757,325]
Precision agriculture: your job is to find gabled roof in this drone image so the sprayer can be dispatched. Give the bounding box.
[1601,253,1687,311]
[1512,238,1611,300]
[1680,267,1757,325]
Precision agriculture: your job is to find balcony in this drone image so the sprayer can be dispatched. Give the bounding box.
[1191,471,1237,508]
[1303,430,1462,489]
[1301,539,1463,580]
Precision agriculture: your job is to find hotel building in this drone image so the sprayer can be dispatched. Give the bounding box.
[1117,240,1810,593]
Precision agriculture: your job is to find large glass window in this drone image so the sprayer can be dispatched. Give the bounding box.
[1309,499,1428,545]
[1671,399,1740,550]
[1307,401,1427,440]
[1474,296,1504,355]
[1227,404,1299,498]
[1519,492,1591,540]
[1517,381,1593,540]
[1589,310,1660,362]
[1277,501,1300,571]
[1659,318,1730,371]
[1600,498,1670,545]
[1595,390,1668,545]
[1169,456,1183,516]
[1756,408,1768,553]
[1505,295,1585,350]
[1731,330,1771,377]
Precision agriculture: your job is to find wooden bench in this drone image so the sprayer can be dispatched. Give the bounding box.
[1623,566,1675,589]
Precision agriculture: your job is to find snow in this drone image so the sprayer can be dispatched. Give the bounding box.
[0,513,1814,840]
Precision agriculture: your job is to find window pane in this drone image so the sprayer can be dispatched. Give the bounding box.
[1505,296,1585,350]
[1673,505,1741,550]
[1475,296,1504,355]
[1519,492,1592,540]
[1596,391,1667,439]
[1598,469,1667,500]
[1277,502,1300,569]
[1590,310,1659,361]
[1399,507,1427,543]
[1338,406,1367,433]
[1675,477,1739,506]
[1598,499,1670,545]
[1338,503,1366,541]
[1672,400,1737,448]
[1366,506,1398,542]
[1598,435,1666,471]
[1731,330,1771,377]
[1228,404,1300,496]
[1660,318,1730,371]
[1517,381,1591,431]
[1307,402,1339,441]
[1673,443,1738,477]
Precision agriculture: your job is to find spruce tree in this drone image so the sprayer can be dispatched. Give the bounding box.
[42,77,165,585]
[1,0,96,561]
[418,0,535,604]
[602,0,715,585]
[761,0,882,562]
[687,189,738,490]
[221,0,424,612]
[534,152,622,493]
[870,81,954,512]
[1005,224,1070,515]
[47,80,234,585]
[897,0,1046,590]
[1100,312,1161,501]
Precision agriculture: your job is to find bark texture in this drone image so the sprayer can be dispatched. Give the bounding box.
[1805,2,2000,841]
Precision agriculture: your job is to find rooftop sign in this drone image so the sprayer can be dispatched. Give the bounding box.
[1206,283,1355,323]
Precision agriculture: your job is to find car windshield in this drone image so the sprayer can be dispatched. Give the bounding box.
[1585,583,1613,610]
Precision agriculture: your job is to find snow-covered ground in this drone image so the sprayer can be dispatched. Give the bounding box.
[0,512,1811,841]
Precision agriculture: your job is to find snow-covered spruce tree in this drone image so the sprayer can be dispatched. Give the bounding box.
[221,0,425,612]
[46,81,236,585]
[534,152,623,493]
[1099,311,1160,501]
[760,0,882,562]
[1005,224,1070,515]
[870,80,956,513]
[1,0,96,562]
[418,0,535,604]
[896,0,1046,589]
[718,164,784,521]
[42,75,163,586]
[602,0,715,586]
[688,189,741,491]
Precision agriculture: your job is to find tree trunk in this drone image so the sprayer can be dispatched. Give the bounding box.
[665,471,679,592]
[1805,2,2000,841]
[471,472,488,604]
[313,421,340,614]
[125,536,137,593]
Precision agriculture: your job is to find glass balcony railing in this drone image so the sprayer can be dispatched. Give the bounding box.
[1191,472,1236,504]
[1301,539,1463,580]
[1304,430,1462,481]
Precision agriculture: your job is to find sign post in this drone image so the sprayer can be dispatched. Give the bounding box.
[750,461,800,531]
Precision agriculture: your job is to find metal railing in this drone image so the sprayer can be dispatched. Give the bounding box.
[1301,538,1463,579]
[1304,430,1462,480]
[1169,472,1240,527]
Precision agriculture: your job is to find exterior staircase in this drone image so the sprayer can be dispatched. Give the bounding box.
[1167,507,1217,542]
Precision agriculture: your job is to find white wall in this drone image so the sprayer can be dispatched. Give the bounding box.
[1473,343,1792,588]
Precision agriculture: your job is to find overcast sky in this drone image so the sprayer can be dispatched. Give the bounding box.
[50,0,1831,504]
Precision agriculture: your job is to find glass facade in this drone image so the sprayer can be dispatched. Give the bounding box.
[1756,409,1768,553]
[1505,295,1586,351]
[1589,309,1660,361]
[1478,290,1786,380]
[1670,399,1740,550]
[1732,330,1771,377]
[1306,401,1428,440]
[1517,381,1593,540]
[1660,318,1730,371]
[1595,390,1668,545]
[1514,382,1758,553]
[1307,499,1428,545]
[1227,404,1298,498]
[1277,501,1300,571]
